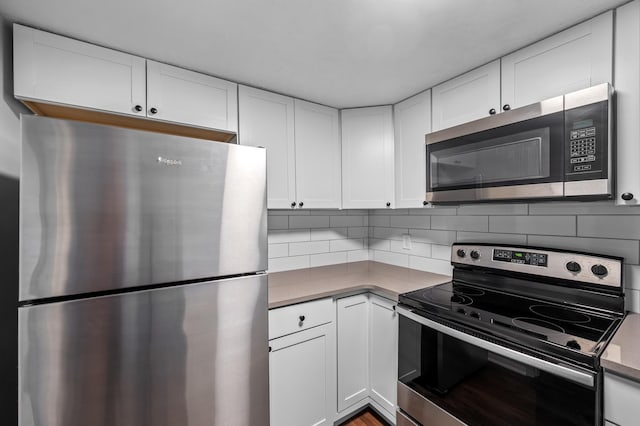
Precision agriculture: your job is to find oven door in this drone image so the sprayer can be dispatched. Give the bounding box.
[397,306,600,426]
[425,99,565,204]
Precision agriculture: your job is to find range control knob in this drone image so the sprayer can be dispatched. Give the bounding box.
[566,261,581,273]
[566,339,581,350]
[456,249,466,258]
[470,250,480,260]
[591,264,608,277]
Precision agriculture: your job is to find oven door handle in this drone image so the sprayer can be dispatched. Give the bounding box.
[397,306,595,388]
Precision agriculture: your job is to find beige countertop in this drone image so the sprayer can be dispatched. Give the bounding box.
[268,261,451,309]
[602,313,640,380]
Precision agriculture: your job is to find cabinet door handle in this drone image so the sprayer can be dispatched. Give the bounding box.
[502,104,511,111]
[149,107,158,115]
[299,315,305,322]
[386,202,391,207]
[291,201,296,208]
[622,193,634,201]
[298,202,304,208]
[134,105,143,112]
[423,200,428,206]
[489,108,496,115]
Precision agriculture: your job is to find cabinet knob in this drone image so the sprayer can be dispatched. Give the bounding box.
[386,202,391,207]
[298,202,304,208]
[299,315,305,322]
[134,105,143,112]
[423,201,428,206]
[291,202,296,208]
[149,107,158,114]
[502,104,511,111]
[622,193,634,201]
[268,346,272,352]
[489,108,496,115]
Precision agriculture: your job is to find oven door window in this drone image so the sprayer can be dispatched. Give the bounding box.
[398,315,597,426]
[427,112,564,192]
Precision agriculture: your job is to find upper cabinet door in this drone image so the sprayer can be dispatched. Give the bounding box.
[294,100,342,209]
[13,24,146,117]
[431,60,501,132]
[146,60,238,132]
[501,11,613,110]
[341,106,395,209]
[614,1,640,206]
[239,86,295,209]
[394,90,431,208]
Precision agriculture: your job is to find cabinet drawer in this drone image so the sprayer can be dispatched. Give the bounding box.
[269,298,334,340]
[604,372,640,426]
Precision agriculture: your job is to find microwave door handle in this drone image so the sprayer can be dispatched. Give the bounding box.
[396,306,595,388]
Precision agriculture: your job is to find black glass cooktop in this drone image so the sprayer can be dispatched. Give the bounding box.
[400,280,622,367]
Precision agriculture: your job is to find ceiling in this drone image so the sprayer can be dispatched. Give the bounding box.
[0,0,630,108]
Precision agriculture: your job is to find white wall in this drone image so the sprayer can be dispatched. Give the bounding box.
[0,17,29,178]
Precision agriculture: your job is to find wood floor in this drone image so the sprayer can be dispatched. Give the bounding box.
[340,408,390,426]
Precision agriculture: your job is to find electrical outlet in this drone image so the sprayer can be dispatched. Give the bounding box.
[402,234,412,250]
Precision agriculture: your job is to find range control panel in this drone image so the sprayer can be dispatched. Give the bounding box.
[451,244,623,288]
[493,249,547,267]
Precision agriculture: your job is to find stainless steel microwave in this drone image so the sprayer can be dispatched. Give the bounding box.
[425,83,613,204]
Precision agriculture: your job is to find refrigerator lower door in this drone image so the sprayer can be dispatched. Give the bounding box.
[18,274,269,426]
[20,115,267,301]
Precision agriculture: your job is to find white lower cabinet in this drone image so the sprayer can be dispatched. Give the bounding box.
[369,294,398,417]
[336,293,398,424]
[268,299,336,426]
[604,372,640,426]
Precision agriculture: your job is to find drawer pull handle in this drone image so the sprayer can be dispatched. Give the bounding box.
[299,315,305,322]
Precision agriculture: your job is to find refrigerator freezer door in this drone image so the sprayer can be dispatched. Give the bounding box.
[19,274,269,426]
[20,116,267,301]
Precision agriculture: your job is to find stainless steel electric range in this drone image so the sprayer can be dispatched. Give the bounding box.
[396,243,625,426]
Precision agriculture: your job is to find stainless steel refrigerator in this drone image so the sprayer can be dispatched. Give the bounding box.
[18,116,269,426]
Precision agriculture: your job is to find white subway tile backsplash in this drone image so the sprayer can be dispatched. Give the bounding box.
[578,216,640,240]
[348,249,370,262]
[409,256,453,276]
[457,204,528,216]
[389,240,432,257]
[268,255,310,272]
[289,215,331,229]
[527,236,640,265]
[369,215,390,227]
[624,265,640,291]
[268,229,311,244]
[373,250,409,267]
[268,209,311,216]
[625,289,640,313]
[267,215,288,230]
[390,215,430,229]
[373,227,406,240]
[431,245,452,261]
[409,207,457,216]
[268,243,288,258]
[348,227,368,238]
[489,216,575,236]
[348,209,369,215]
[456,231,527,245]
[529,201,639,216]
[289,240,330,256]
[409,229,458,245]
[432,216,488,232]
[330,215,365,227]
[370,209,409,215]
[330,239,365,252]
[369,238,391,251]
[310,251,348,267]
[314,209,347,216]
[310,228,348,241]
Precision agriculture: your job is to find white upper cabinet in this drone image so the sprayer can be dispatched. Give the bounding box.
[394,90,431,208]
[614,0,640,206]
[239,86,296,209]
[13,24,146,117]
[341,106,395,209]
[146,60,237,132]
[501,11,613,110]
[431,60,501,132]
[294,99,342,209]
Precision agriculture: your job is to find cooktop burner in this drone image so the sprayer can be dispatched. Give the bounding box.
[529,304,591,324]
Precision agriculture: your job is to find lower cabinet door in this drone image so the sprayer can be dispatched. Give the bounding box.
[369,294,398,418]
[337,294,370,412]
[269,322,336,426]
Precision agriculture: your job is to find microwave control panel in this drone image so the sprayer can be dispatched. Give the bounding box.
[565,101,608,180]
